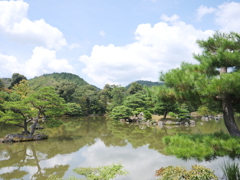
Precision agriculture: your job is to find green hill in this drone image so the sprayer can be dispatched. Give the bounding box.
[28,72,91,91]
[126,80,164,89]
[0,78,11,88]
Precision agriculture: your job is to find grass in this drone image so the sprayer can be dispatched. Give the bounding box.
[220,161,240,180]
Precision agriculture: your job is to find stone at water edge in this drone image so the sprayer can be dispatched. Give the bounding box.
[1,133,48,143]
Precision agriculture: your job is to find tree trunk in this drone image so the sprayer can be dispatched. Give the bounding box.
[30,112,40,136]
[220,67,240,136]
[163,111,167,119]
[23,119,28,133]
[222,94,240,136]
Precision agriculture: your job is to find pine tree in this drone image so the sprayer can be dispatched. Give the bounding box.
[162,32,240,136]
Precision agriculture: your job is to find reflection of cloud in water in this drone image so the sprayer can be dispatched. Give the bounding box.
[0,166,15,174]
[40,154,74,167]
[80,139,240,179]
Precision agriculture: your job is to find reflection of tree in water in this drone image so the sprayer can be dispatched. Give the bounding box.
[0,143,69,180]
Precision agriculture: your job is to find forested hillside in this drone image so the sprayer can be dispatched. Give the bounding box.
[28,72,90,91]
[0,78,11,88]
[125,80,164,89]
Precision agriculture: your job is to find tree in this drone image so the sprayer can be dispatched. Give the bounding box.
[9,73,27,89]
[54,81,77,102]
[64,103,83,116]
[110,105,132,120]
[123,92,146,110]
[145,86,177,119]
[126,82,144,95]
[161,32,240,136]
[0,87,66,135]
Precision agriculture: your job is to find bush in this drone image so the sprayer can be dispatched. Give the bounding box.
[74,163,129,180]
[144,110,152,120]
[168,112,177,118]
[110,105,132,120]
[155,165,217,180]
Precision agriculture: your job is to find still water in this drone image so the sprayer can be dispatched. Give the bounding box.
[0,116,240,180]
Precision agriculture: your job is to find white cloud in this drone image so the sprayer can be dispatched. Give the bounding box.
[99,30,105,37]
[0,0,66,49]
[161,14,179,23]
[0,54,23,77]
[69,43,81,50]
[215,2,240,32]
[0,47,74,78]
[79,15,213,88]
[196,5,216,21]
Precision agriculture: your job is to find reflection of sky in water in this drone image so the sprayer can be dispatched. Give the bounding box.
[28,139,239,180]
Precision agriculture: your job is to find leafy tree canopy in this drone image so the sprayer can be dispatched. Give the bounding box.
[161,31,240,136]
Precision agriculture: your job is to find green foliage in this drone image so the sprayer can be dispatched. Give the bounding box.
[123,92,146,110]
[110,105,132,120]
[155,165,217,180]
[145,86,178,118]
[28,72,89,91]
[126,82,144,95]
[65,103,83,116]
[220,161,240,180]
[197,106,217,116]
[73,163,129,180]
[0,87,66,133]
[55,81,77,102]
[144,110,152,120]
[161,31,240,136]
[177,104,190,120]
[9,73,27,89]
[162,132,240,161]
[168,112,177,118]
[125,80,164,89]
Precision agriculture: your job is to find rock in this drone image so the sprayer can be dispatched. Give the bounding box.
[189,120,195,125]
[120,119,126,123]
[164,120,180,125]
[3,133,48,142]
[0,138,13,143]
[33,134,48,140]
[158,121,163,126]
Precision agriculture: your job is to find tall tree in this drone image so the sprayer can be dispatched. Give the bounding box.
[161,32,240,136]
[9,73,27,89]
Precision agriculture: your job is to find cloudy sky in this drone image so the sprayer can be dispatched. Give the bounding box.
[1,0,240,88]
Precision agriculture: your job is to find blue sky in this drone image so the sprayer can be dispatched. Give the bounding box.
[1,0,240,88]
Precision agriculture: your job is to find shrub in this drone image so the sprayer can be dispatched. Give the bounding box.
[74,163,129,180]
[155,165,217,180]
[110,105,132,120]
[168,112,177,118]
[144,110,152,120]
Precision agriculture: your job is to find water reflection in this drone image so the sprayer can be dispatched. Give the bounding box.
[0,116,239,179]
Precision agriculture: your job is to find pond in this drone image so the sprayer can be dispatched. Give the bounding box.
[0,116,240,180]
